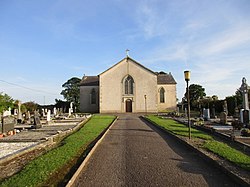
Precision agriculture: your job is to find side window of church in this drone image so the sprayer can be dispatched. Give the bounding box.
[91,89,96,104]
[124,75,134,95]
[160,88,165,103]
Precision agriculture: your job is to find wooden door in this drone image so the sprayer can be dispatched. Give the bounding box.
[126,99,132,112]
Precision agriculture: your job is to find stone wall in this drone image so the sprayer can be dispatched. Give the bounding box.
[80,86,99,113]
[157,84,177,111]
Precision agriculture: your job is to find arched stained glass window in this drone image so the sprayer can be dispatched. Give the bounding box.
[160,87,165,103]
[124,75,134,95]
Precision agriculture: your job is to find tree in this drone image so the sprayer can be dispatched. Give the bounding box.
[60,77,81,111]
[0,92,14,114]
[23,101,39,113]
[186,84,206,110]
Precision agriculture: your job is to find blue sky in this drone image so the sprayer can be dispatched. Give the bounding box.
[0,0,250,105]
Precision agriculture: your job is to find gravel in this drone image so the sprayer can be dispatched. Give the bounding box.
[0,142,37,159]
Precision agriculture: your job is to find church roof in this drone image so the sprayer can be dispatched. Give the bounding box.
[99,56,156,76]
[80,57,176,86]
[157,72,177,84]
[79,76,99,86]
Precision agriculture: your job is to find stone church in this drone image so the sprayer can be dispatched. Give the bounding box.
[79,56,177,113]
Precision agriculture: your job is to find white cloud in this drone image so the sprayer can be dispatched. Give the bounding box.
[197,25,250,56]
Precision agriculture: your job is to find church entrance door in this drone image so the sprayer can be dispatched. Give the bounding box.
[126,99,132,112]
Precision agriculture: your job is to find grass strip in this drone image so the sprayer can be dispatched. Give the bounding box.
[146,115,213,140]
[204,141,250,170]
[0,115,116,187]
[146,115,250,171]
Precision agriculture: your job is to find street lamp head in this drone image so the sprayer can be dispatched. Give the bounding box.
[184,71,191,81]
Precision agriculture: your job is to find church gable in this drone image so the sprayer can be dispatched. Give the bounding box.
[99,57,156,77]
[80,55,177,113]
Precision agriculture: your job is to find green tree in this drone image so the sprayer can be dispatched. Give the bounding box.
[23,101,39,113]
[186,84,206,110]
[0,92,14,114]
[60,77,81,111]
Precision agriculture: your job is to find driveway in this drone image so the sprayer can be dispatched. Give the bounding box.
[71,114,237,186]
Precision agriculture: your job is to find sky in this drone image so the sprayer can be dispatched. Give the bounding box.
[0,0,250,105]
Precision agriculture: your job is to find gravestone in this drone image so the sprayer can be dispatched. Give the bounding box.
[239,77,250,125]
[220,112,227,125]
[69,102,73,116]
[223,100,228,115]
[53,107,57,115]
[2,116,15,133]
[17,101,22,122]
[47,110,51,122]
[14,109,18,115]
[25,111,31,124]
[34,111,42,129]
[68,108,72,117]
[42,109,45,117]
[211,105,216,118]
[203,109,210,121]
[243,110,249,124]
[240,109,244,123]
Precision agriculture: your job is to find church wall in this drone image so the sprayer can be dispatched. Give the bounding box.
[157,85,177,111]
[99,61,126,113]
[80,86,99,113]
[100,58,158,113]
[128,61,158,113]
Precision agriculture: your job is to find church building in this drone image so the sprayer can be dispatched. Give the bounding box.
[79,56,177,113]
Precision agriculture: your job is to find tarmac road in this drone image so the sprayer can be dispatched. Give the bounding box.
[71,114,238,187]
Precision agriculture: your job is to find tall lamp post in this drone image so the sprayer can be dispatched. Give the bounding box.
[184,71,191,139]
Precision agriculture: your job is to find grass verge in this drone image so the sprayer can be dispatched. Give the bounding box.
[0,115,116,187]
[146,115,250,171]
[146,115,213,140]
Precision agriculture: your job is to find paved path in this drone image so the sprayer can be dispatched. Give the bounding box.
[71,114,238,187]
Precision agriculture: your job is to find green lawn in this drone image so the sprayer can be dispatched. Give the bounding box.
[147,115,213,140]
[204,141,250,170]
[0,115,116,187]
[146,115,250,171]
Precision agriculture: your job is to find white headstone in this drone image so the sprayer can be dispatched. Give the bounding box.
[69,108,72,116]
[42,109,45,117]
[240,77,249,110]
[17,101,22,120]
[203,109,210,120]
[47,110,51,122]
[14,109,18,115]
[53,107,57,115]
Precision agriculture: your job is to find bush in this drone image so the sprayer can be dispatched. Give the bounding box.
[231,120,243,130]
[241,128,250,137]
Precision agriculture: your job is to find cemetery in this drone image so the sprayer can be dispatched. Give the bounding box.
[0,76,249,186]
[0,101,93,182]
[174,77,250,146]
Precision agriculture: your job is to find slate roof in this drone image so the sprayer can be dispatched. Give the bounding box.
[80,58,176,86]
[157,72,177,84]
[79,76,99,86]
